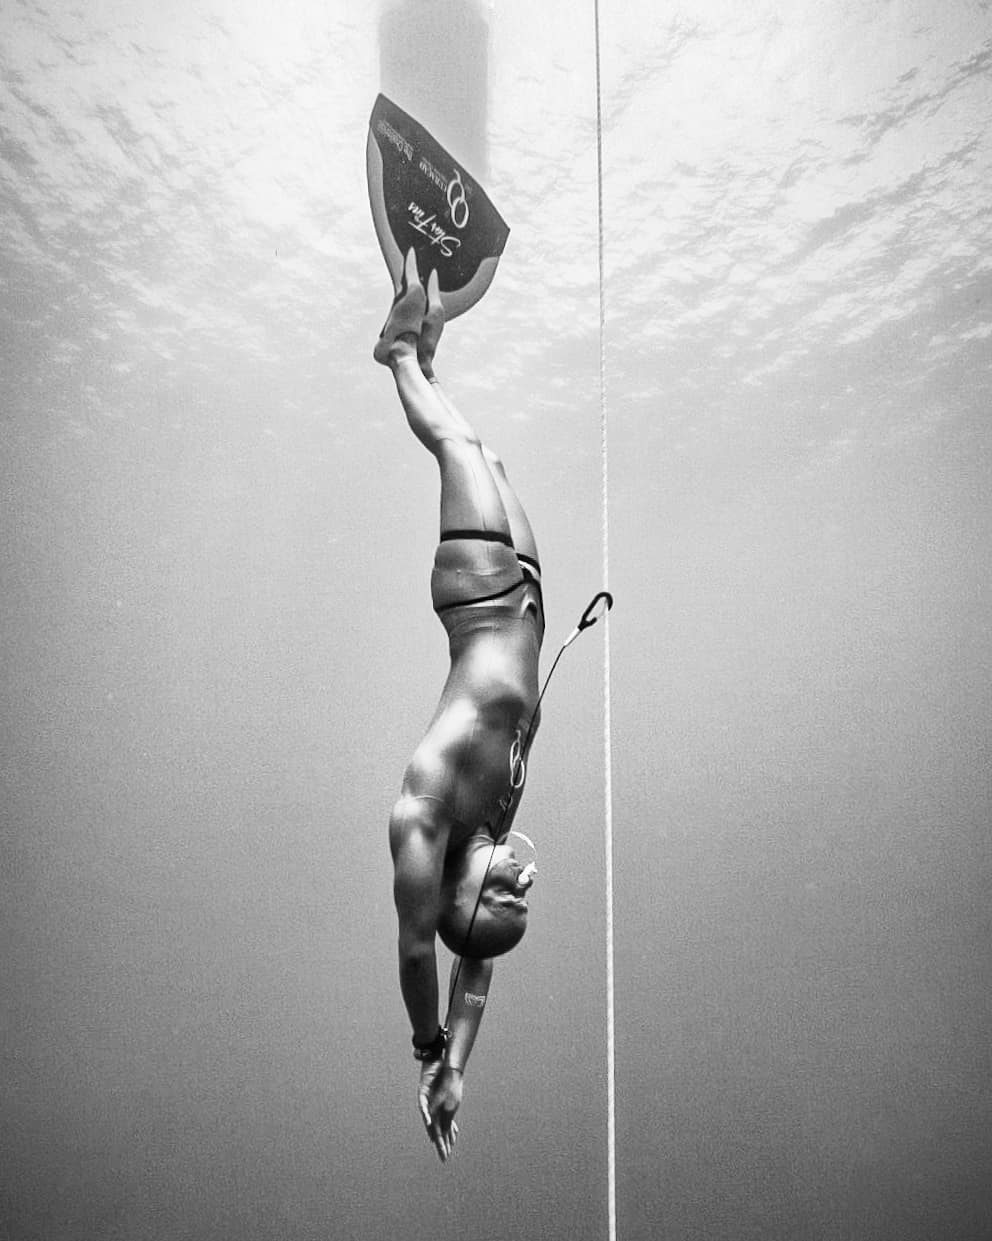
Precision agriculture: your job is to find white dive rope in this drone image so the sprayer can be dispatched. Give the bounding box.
[593,2,617,1238]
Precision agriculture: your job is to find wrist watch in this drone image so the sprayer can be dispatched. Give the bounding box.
[412,1025,449,1062]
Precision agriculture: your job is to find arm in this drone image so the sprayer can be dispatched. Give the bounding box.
[419,954,494,1162]
[389,795,450,1045]
[444,954,493,1072]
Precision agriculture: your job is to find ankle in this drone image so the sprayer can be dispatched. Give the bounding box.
[387,334,419,366]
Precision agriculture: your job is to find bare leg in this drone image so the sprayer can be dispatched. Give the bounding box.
[426,379,541,568]
[387,341,511,537]
[377,265,539,567]
[415,272,540,568]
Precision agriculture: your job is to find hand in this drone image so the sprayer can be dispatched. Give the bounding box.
[417,1062,463,1162]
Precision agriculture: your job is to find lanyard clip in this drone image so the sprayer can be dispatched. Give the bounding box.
[563,590,614,647]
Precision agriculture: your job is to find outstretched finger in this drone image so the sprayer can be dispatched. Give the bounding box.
[421,1111,445,1160]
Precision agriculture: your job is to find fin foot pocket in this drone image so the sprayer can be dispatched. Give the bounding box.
[374,248,426,364]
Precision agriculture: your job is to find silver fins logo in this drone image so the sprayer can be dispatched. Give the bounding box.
[446,170,469,229]
[366,94,508,322]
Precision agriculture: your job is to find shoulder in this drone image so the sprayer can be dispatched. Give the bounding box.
[389,797,454,946]
[389,794,452,858]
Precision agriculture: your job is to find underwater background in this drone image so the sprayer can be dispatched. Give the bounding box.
[3,1,990,1237]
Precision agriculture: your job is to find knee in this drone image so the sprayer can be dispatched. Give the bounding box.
[444,424,482,451]
[414,417,481,455]
[432,428,484,472]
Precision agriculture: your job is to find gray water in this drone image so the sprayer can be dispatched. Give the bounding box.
[3,1,990,1238]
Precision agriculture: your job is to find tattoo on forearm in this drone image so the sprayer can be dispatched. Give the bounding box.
[465,992,487,1008]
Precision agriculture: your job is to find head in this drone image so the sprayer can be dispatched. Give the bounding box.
[438,839,534,959]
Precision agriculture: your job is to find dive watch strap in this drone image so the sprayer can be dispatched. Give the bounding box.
[412,1026,449,1062]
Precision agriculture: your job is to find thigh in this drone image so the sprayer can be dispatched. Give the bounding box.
[435,438,511,536]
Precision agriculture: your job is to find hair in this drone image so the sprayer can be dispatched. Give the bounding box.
[437,845,528,959]
[437,896,527,959]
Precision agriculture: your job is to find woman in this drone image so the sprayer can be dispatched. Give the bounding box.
[377,249,544,1162]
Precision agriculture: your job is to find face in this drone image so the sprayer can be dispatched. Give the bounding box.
[482,844,532,908]
[439,841,531,958]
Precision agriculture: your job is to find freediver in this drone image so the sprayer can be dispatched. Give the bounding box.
[376,248,543,1162]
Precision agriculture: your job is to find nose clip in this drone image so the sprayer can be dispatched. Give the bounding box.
[518,862,537,889]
